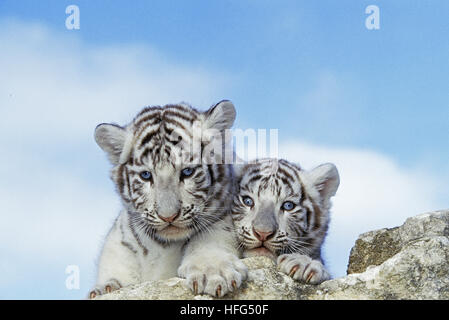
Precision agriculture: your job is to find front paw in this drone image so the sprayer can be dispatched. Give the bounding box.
[88,279,122,299]
[178,253,248,298]
[277,253,330,284]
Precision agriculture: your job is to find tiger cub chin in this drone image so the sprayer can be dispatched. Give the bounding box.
[231,158,339,284]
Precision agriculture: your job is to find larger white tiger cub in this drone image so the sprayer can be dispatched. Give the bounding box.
[231,158,339,284]
[89,100,247,298]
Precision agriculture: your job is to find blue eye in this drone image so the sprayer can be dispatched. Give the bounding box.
[242,196,254,207]
[282,201,295,211]
[140,171,152,181]
[181,167,195,177]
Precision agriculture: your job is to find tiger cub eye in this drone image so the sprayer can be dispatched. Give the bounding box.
[242,196,254,207]
[282,201,295,211]
[140,171,152,181]
[181,167,195,178]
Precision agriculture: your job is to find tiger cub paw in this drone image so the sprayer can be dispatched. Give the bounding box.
[88,279,122,299]
[277,253,330,284]
[178,252,248,298]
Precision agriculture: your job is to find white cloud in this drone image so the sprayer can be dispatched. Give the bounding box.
[0,155,120,292]
[0,19,232,144]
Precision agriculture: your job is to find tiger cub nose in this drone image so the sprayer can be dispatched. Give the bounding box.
[158,212,180,223]
[253,228,274,241]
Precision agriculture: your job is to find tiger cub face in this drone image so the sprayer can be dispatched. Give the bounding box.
[231,158,339,260]
[94,101,236,243]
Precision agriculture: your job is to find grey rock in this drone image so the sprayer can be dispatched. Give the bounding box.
[95,210,449,300]
[347,210,449,274]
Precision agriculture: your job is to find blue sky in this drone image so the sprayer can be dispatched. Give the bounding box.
[0,1,448,299]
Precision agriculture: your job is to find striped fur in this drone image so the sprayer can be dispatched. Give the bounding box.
[106,103,234,243]
[232,158,339,284]
[89,101,247,298]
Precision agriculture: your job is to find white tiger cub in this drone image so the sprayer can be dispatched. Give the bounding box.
[231,158,339,284]
[89,100,247,298]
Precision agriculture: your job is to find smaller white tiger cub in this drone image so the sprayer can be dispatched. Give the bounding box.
[231,158,339,284]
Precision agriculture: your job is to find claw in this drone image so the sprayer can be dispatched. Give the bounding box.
[193,280,198,295]
[105,285,112,293]
[289,265,299,277]
[231,280,237,291]
[216,285,222,297]
[306,271,315,283]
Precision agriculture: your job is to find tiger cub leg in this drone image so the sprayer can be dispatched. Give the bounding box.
[88,215,140,299]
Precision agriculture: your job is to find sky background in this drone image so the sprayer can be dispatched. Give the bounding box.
[0,0,448,299]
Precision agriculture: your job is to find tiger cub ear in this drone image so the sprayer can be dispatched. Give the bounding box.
[203,100,236,132]
[94,123,133,165]
[308,163,340,203]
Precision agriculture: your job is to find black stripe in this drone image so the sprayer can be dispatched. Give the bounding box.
[134,107,162,128]
[277,167,294,181]
[117,165,125,195]
[207,165,215,185]
[165,106,197,119]
[140,148,150,162]
[121,241,138,254]
[164,110,195,124]
[125,166,132,198]
[163,118,192,138]
[280,176,294,193]
[139,131,157,149]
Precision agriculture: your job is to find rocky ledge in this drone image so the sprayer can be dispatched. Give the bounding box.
[96,210,449,300]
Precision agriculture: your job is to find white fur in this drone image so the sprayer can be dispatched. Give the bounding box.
[277,253,330,284]
[118,129,135,164]
[92,210,183,296]
[177,216,248,296]
[91,211,247,297]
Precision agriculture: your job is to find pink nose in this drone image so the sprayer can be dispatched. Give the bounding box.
[158,212,179,223]
[253,228,274,241]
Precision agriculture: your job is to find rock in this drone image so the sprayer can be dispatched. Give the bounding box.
[95,210,449,300]
[95,256,305,300]
[347,210,449,274]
